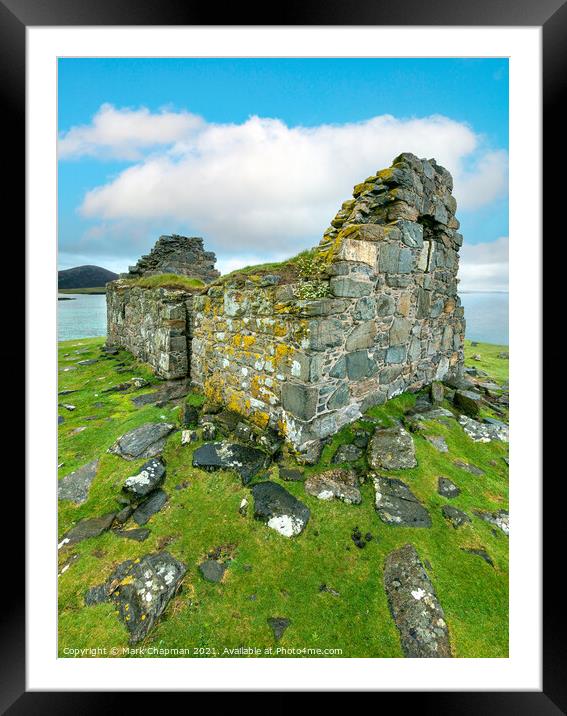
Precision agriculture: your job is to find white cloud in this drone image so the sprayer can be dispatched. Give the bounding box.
[60,105,508,268]
[459,236,508,291]
[58,104,204,160]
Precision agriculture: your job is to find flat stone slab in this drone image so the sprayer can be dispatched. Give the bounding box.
[438,477,460,498]
[109,423,175,460]
[123,458,166,499]
[252,481,310,537]
[192,442,268,485]
[441,505,471,528]
[332,443,364,464]
[384,544,452,658]
[199,559,227,583]
[113,528,151,542]
[131,380,191,408]
[84,552,186,643]
[132,489,168,525]
[58,459,99,504]
[459,415,509,443]
[304,468,361,505]
[368,425,417,471]
[373,476,431,527]
[424,435,448,452]
[473,509,509,535]
[58,512,116,549]
[453,460,485,476]
[279,467,305,482]
[104,377,150,394]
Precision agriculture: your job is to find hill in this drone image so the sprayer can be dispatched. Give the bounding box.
[58,265,118,289]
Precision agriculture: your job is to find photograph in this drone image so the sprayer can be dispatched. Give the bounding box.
[56,57,511,660]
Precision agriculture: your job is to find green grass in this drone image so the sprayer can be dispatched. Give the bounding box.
[58,337,508,658]
[212,249,319,286]
[120,274,206,291]
[59,287,107,294]
[464,339,509,383]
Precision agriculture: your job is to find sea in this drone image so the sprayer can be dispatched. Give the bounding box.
[57,291,509,346]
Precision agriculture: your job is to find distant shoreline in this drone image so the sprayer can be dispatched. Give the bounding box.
[460,290,508,294]
[58,287,106,295]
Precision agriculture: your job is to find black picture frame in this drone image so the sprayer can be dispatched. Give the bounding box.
[8,0,558,710]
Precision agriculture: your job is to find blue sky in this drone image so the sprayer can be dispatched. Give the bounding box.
[58,58,509,289]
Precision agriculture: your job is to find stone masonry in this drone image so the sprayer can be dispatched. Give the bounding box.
[124,234,220,282]
[107,285,194,379]
[107,153,465,457]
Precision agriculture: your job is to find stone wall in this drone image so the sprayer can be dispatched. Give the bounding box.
[107,153,465,457]
[106,283,193,380]
[124,234,219,283]
[191,153,465,458]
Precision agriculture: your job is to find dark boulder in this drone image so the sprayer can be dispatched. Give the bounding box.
[122,458,166,499]
[84,552,186,643]
[192,442,268,485]
[373,476,431,527]
[132,489,168,525]
[252,482,310,537]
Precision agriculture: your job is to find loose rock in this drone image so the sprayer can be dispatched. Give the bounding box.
[199,560,227,583]
[267,617,291,641]
[374,476,431,527]
[305,468,362,504]
[437,477,460,498]
[368,425,417,470]
[332,443,364,464]
[123,458,166,499]
[441,505,471,528]
[113,528,150,542]
[108,423,175,460]
[252,482,310,537]
[181,429,199,444]
[454,390,483,417]
[132,489,168,525]
[192,442,268,485]
[459,415,509,443]
[279,467,305,482]
[473,509,509,535]
[384,544,451,657]
[58,513,116,549]
[84,552,186,643]
[58,459,99,504]
[424,434,448,452]
[453,460,485,476]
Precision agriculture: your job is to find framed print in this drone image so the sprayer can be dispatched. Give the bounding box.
[7,0,560,708]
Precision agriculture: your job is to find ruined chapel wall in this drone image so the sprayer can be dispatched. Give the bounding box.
[106,283,193,380]
[191,153,465,454]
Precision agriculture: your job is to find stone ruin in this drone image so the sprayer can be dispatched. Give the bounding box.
[123,234,220,282]
[107,153,465,459]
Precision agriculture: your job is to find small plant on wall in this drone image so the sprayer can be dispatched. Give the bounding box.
[294,250,332,299]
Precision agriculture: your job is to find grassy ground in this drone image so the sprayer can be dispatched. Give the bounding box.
[58,337,509,658]
[119,274,206,291]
